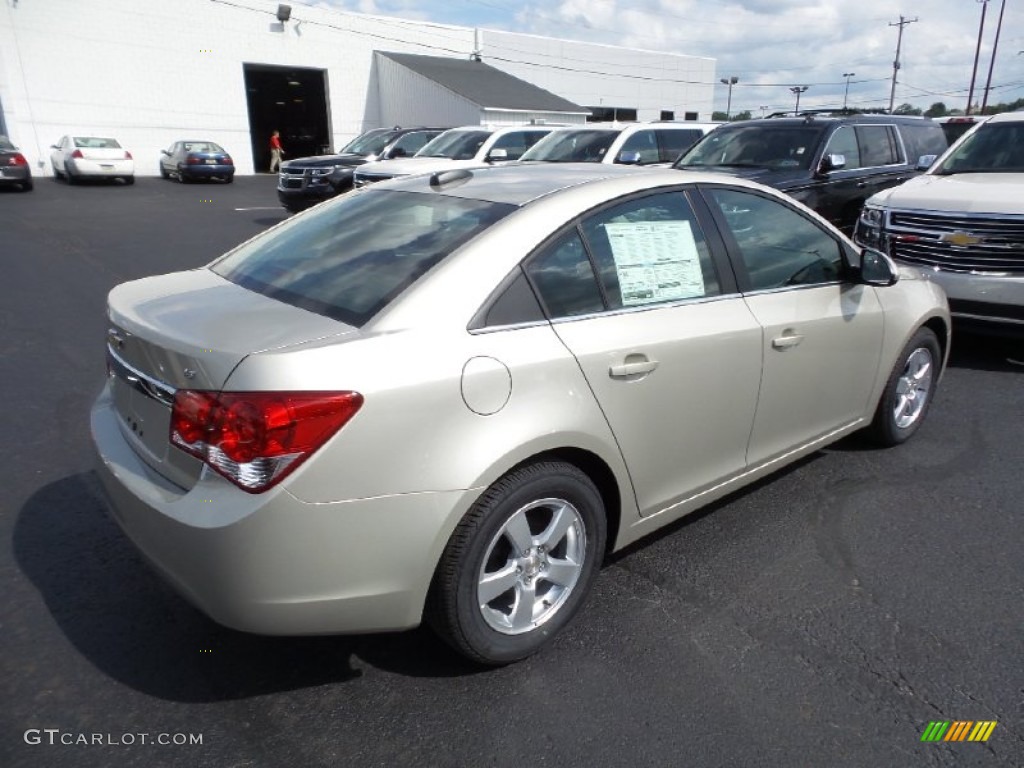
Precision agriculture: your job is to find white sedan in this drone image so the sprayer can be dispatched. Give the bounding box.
[50,135,134,184]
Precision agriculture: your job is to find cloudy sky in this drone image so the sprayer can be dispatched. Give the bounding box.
[310,0,1024,115]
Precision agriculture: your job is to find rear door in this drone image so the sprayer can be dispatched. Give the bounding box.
[700,185,884,465]
[524,188,763,516]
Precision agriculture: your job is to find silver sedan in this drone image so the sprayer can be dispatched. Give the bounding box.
[91,164,949,665]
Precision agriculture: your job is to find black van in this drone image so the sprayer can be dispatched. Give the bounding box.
[672,113,948,233]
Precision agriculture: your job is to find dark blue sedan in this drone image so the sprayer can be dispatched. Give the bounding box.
[159,141,234,183]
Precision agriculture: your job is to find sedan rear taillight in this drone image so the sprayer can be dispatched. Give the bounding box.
[71,149,83,159]
[171,390,363,493]
[6,153,27,166]
[187,155,203,164]
[125,151,133,160]
[221,156,232,165]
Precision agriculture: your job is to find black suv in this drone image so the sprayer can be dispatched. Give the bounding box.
[277,126,447,212]
[672,113,948,232]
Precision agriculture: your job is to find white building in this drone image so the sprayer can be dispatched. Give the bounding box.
[0,0,716,176]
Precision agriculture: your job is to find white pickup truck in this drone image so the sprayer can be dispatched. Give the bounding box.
[854,111,1024,335]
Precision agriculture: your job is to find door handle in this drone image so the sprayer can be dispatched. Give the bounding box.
[609,359,659,378]
[771,332,804,350]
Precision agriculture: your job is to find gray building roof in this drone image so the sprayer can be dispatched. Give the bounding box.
[376,52,588,114]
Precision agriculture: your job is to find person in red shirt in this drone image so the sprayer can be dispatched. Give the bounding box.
[269,130,285,173]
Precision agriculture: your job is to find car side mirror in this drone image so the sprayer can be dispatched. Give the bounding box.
[916,154,937,170]
[161,149,170,156]
[617,151,642,165]
[51,144,60,150]
[819,153,846,173]
[859,247,899,286]
[487,148,509,162]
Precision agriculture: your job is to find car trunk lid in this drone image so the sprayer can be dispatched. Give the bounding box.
[106,268,357,489]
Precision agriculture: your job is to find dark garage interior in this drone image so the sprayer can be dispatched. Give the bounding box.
[243,63,331,171]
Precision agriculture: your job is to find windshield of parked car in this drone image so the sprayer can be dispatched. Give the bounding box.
[674,125,826,170]
[932,122,1024,175]
[74,137,122,149]
[415,130,491,160]
[211,190,515,327]
[338,129,394,157]
[520,129,620,162]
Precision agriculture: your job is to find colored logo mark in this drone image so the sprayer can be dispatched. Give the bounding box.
[921,721,997,742]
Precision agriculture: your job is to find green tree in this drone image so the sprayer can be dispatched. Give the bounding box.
[894,103,922,116]
[711,111,729,121]
[732,110,752,121]
[924,102,948,117]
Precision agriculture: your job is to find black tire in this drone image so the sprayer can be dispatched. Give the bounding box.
[428,461,606,665]
[123,176,134,185]
[867,327,941,446]
[224,175,233,184]
[65,167,77,185]
[53,164,64,180]
[177,167,190,183]
[160,165,170,179]
[21,178,33,192]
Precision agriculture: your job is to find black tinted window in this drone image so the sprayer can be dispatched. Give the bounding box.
[213,190,514,327]
[656,129,703,162]
[856,125,902,166]
[708,188,843,291]
[678,125,826,170]
[526,231,604,318]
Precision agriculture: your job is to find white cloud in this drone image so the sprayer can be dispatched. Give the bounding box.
[309,0,1024,113]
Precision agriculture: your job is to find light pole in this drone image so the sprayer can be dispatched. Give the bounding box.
[842,72,856,110]
[720,76,739,120]
[759,105,768,118]
[790,86,808,114]
[967,0,990,115]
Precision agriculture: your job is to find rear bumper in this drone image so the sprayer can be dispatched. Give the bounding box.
[180,164,234,179]
[91,387,468,635]
[0,167,31,185]
[68,159,134,177]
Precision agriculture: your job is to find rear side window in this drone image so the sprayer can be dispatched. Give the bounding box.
[525,231,605,318]
[212,190,515,327]
[856,125,902,167]
[655,129,703,162]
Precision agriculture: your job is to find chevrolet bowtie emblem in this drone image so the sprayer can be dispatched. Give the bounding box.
[940,231,983,247]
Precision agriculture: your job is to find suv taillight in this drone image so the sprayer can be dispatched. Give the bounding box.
[171,390,363,493]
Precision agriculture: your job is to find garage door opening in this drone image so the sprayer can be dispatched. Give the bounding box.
[243,64,330,172]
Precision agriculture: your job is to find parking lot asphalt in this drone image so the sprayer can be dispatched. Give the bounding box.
[1,176,1023,768]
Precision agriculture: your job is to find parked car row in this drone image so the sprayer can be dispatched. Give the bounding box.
[40,136,236,186]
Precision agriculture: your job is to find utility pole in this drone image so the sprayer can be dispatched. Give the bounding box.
[888,15,918,114]
[842,72,856,110]
[790,86,809,113]
[967,0,990,115]
[980,0,1007,113]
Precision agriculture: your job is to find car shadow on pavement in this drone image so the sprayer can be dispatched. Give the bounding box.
[13,473,484,702]
[947,332,1023,373]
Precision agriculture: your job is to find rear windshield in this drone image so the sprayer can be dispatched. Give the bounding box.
[521,130,620,162]
[74,137,122,148]
[212,190,515,326]
[183,142,225,153]
[675,125,826,170]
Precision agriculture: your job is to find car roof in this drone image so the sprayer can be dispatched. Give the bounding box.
[363,162,761,206]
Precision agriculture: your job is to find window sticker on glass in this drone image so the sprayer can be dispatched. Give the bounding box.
[604,221,705,305]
